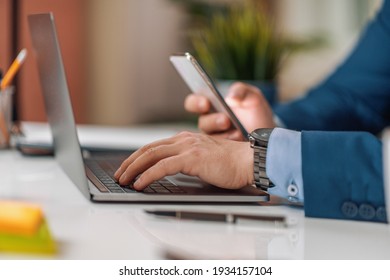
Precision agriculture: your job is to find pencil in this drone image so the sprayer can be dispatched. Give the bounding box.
[0,49,27,145]
[0,48,27,90]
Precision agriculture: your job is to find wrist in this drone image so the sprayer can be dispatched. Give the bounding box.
[232,141,255,187]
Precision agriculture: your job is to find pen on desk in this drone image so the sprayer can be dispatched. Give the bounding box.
[145,210,286,225]
[0,48,27,90]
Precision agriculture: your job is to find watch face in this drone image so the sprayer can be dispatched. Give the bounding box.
[251,128,274,142]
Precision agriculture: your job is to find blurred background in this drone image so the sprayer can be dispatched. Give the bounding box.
[0,0,383,125]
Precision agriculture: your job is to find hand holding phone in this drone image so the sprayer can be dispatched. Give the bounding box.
[170,53,248,140]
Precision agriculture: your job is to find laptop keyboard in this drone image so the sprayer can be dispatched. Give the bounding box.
[85,158,186,194]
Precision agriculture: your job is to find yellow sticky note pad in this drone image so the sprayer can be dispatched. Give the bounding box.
[0,201,57,255]
[0,219,57,255]
[0,201,43,236]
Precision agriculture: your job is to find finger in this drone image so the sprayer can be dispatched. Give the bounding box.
[226,82,249,101]
[225,82,259,107]
[227,130,245,141]
[133,155,187,190]
[114,136,178,180]
[184,94,211,114]
[198,113,231,134]
[118,143,181,185]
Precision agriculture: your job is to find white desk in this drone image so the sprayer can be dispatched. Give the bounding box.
[1,149,390,259]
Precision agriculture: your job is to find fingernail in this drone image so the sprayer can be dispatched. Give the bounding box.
[119,174,127,185]
[198,99,207,110]
[217,116,227,127]
[227,91,244,103]
[134,177,141,188]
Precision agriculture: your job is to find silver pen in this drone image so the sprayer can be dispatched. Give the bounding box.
[145,210,286,225]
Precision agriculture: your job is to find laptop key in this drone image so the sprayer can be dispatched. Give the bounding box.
[110,189,125,193]
[167,188,185,193]
[101,179,115,184]
[108,189,124,193]
[105,183,120,188]
[160,181,176,187]
[142,187,155,193]
[151,186,170,194]
[107,186,124,192]
[123,188,136,193]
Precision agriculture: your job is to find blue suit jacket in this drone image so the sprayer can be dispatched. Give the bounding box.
[274,1,390,222]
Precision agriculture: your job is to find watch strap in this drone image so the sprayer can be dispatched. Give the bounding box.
[253,146,274,189]
[250,128,275,190]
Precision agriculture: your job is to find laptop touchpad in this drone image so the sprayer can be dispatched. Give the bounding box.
[166,174,205,188]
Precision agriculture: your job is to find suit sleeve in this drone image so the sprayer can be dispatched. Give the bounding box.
[274,1,390,134]
[302,131,387,222]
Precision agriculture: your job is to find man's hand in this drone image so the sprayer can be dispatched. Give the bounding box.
[114,131,253,191]
[185,82,276,140]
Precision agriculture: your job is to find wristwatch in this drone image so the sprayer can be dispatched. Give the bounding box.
[249,128,275,190]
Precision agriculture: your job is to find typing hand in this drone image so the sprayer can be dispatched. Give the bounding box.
[114,132,253,191]
[184,82,276,141]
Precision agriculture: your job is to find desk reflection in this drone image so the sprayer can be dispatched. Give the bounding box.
[131,210,304,260]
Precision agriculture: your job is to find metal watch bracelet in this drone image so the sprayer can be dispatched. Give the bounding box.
[253,145,274,190]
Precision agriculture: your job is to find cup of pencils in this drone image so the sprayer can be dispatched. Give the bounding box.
[0,48,27,149]
[0,86,14,148]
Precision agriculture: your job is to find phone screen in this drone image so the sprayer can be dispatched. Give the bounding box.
[170,53,248,140]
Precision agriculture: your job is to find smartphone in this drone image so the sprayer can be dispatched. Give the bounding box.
[170,53,248,140]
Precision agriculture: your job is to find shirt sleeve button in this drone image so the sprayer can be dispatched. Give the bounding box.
[341,201,358,218]
[376,206,387,222]
[358,203,376,220]
[287,184,298,196]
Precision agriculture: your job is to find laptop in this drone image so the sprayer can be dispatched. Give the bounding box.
[27,13,269,203]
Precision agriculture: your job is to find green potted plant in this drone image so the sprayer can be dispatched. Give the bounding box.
[190,1,285,104]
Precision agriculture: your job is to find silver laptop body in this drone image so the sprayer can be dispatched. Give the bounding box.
[28,12,269,202]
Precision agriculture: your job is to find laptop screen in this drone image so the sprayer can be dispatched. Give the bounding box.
[28,13,91,199]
